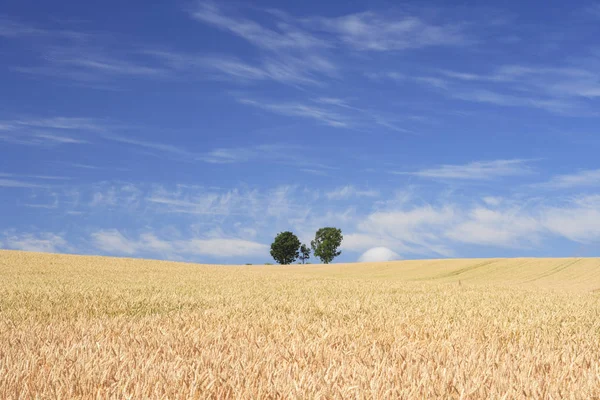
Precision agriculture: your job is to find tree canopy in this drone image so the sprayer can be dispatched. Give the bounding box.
[311,227,343,264]
[270,231,301,265]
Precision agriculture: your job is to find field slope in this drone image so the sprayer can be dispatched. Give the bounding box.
[1,250,600,398]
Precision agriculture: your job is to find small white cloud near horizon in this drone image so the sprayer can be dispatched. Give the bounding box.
[1,232,69,253]
[358,246,401,262]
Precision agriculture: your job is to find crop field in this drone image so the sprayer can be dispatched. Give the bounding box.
[1,250,600,399]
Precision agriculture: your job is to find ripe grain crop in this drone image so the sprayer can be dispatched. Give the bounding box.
[1,250,600,399]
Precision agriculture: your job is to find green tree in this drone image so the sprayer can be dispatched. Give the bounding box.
[299,244,311,264]
[311,227,343,264]
[270,231,301,265]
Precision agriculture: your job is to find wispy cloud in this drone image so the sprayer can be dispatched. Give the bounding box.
[0,179,49,189]
[238,98,350,127]
[445,207,541,248]
[45,50,167,77]
[365,71,405,81]
[91,229,268,258]
[189,2,328,51]
[14,47,170,84]
[0,15,46,37]
[311,97,413,133]
[326,185,379,200]
[0,172,69,180]
[0,116,200,161]
[306,12,470,51]
[191,2,470,53]
[434,64,600,114]
[395,159,534,180]
[144,50,337,86]
[537,169,600,189]
[106,134,195,159]
[0,117,105,146]
[198,144,297,164]
[1,231,69,253]
[541,196,600,243]
[344,205,457,256]
[452,89,580,113]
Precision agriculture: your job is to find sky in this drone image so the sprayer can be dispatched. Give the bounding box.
[1,0,600,264]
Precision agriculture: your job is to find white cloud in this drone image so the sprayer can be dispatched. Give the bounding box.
[90,229,268,258]
[396,159,533,180]
[436,64,600,114]
[197,144,303,165]
[0,15,86,40]
[190,2,327,50]
[0,117,102,147]
[365,71,405,81]
[343,233,392,253]
[91,230,137,255]
[14,117,105,131]
[49,53,166,77]
[306,12,469,51]
[238,98,350,127]
[326,185,379,200]
[445,207,541,248]
[148,187,259,216]
[154,52,336,85]
[538,169,600,189]
[452,90,578,113]
[13,179,600,262]
[191,2,469,53]
[541,197,600,243]
[0,16,45,37]
[482,196,502,206]
[1,232,69,253]
[347,205,457,256]
[0,179,48,188]
[358,247,401,262]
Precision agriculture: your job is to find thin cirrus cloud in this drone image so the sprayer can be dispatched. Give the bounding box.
[428,64,600,114]
[238,98,350,127]
[0,15,87,40]
[304,12,470,51]
[394,159,534,180]
[326,185,379,200]
[0,179,49,189]
[0,117,100,146]
[145,51,336,85]
[535,169,600,189]
[189,2,329,51]
[2,115,332,171]
[190,2,470,52]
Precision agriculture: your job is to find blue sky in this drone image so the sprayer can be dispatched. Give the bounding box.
[1,0,600,263]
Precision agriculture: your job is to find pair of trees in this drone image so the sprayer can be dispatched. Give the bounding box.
[270,227,343,265]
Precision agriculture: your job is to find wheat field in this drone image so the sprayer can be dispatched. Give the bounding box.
[1,250,600,399]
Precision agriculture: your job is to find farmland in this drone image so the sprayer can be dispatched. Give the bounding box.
[1,250,600,398]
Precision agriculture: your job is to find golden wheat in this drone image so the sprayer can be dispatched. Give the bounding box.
[1,250,600,399]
